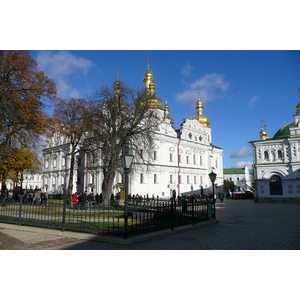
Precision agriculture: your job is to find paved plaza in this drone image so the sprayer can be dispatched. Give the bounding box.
[1,199,300,250]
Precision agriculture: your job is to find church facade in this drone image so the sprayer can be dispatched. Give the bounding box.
[42,68,224,200]
[249,102,300,202]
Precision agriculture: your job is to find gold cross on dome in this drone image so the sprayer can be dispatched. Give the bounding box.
[197,90,201,99]
[146,57,150,71]
[260,119,267,129]
[165,94,168,104]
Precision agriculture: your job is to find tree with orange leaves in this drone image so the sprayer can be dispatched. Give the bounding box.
[5,147,41,188]
[0,50,57,197]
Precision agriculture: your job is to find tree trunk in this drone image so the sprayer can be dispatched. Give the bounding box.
[101,168,116,205]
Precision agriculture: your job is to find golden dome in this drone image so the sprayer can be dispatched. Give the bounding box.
[164,102,174,126]
[296,102,300,115]
[114,80,121,93]
[194,99,210,127]
[147,95,163,109]
[143,71,153,90]
[137,68,163,110]
[259,128,269,140]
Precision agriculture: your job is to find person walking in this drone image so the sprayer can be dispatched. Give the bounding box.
[80,190,87,210]
[87,191,94,211]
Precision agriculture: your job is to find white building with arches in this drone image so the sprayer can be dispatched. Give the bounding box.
[42,67,223,200]
[249,101,300,202]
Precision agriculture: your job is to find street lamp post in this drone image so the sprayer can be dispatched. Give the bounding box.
[209,171,217,220]
[120,153,134,239]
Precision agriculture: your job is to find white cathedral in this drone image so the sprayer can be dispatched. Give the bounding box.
[42,68,224,200]
[250,101,300,202]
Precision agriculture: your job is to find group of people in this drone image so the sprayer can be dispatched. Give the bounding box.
[176,192,225,204]
[69,190,225,209]
[71,191,104,210]
[1,189,48,204]
[22,190,48,204]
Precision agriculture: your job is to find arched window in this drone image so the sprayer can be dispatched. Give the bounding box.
[53,157,57,168]
[269,175,283,195]
[278,150,283,159]
[264,151,269,160]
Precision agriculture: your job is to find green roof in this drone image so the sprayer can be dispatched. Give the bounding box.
[223,168,245,174]
[273,122,295,139]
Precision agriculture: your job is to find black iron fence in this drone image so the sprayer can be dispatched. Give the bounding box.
[0,197,215,238]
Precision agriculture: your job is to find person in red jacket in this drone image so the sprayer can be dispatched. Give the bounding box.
[72,193,79,208]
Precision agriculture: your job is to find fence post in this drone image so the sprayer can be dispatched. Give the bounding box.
[18,195,23,226]
[192,197,195,225]
[62,196,67,231]
[171,197,174,230]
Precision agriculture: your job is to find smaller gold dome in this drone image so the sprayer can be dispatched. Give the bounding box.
[296,102,300,115]
[194,99,210,127]
[149,82,156,95]
[114,80,121,92]
[143,71,153,89]
[138,68,163,110]
[164,103,174,126]
[196,100,203,110]
[259,128,269,140]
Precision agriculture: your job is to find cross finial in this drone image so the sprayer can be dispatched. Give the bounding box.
[165,94,168,104]
[260,119,267,129]
[146,57,150,71]
[197,90,201,99]
[116,69,120,80]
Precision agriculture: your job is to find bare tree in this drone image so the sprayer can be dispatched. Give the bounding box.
[88,80,161,205]
[51,98,89,201]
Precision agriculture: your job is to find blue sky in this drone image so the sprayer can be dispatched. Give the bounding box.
[31,50,300,170]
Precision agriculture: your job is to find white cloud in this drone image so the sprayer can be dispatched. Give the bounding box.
[36,51,95,98]
[248,95,260,108]
[181,63,194,76]
[175,72,230,105]
[230,146,253,158]
[190,73,230,91]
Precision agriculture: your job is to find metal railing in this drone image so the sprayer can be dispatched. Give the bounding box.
[0,197,215,238]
